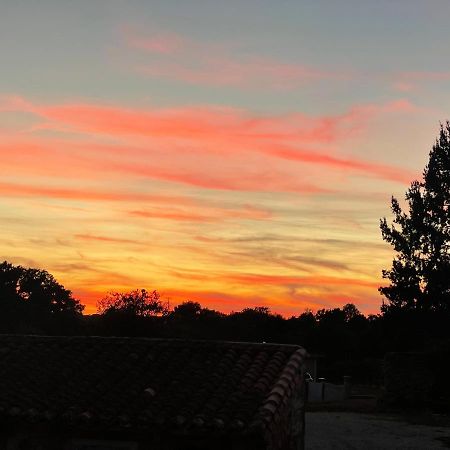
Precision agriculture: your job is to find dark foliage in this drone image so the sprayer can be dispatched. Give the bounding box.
[93,289,168,337]
[380,123,450,312]
[97,289,168,317]
[0,261,84,334]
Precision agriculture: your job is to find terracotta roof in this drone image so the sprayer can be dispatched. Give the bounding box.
[0,335,306,435]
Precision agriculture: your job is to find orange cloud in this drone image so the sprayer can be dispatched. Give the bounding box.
[151,287,374,316]
[0,180,273,223]
[130,204,271,223]
[75,234,141,245]
[223,273,380,289]
[160,288,271,313]
[73,285,379,317]
[130,209,215,223]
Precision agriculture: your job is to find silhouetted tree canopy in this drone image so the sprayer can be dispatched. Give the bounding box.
[171,301,203,318]
[97,289,167,317]
[380,123,450,312]
[0,261,83,332]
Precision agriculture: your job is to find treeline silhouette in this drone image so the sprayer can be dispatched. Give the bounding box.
[88,298,450,383]
[1,260,449,384]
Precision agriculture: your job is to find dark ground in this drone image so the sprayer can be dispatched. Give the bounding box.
[305,389,450,449]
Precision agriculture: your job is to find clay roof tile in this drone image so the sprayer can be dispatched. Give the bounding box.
[0,336,305,435]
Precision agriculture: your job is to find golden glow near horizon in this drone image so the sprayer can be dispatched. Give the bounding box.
[1,2,449,315]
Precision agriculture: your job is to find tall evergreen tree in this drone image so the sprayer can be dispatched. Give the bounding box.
[380,123,450,312]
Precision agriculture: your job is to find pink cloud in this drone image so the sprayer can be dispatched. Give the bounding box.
[0,134,329,194]
[130,209,217,223]
[265,144,415,184]
[0,181,196,205]
[392,81,415,93]
[0,95,401,147]
[0,180,274,221]
[392,71,450,92]
[123,28,344,89]
[24,96,417,143]
[138,57,337,89]
[401,71,450,81]
[0,96,417,192]
[107,161,329,193]
[125,31,184,55]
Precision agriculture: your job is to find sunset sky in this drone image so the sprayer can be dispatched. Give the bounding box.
[1,1,450,315]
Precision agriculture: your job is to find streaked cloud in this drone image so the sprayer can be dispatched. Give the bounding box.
[130,203,271,223]
[123,28,346,89]
[1,96,417,189]
[137,57,337,89]
[124,27,185,55]
[392,71,450,92]
[223,272,380,289]
[0,90,421,316]
[0,181,195,205]
[75,234,142,245]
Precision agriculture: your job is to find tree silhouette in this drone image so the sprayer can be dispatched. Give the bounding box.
[171,301,203,318]
[380,123,450,312]
[0,261,83,332]
[97,289,167,317]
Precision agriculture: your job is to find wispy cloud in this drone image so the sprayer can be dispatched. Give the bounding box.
[74,234,142,245]
[223,272,380,289]
[0,180,272,223]
[108,162,329,193]
[122,28,345,89]
[0,94,416,316]
[1,96,417,188]
[0,181,195,205]
[130,203,271,223]
[392,71,450,92]
[137,57,337,89]
[124,28,184,55]
[265,144,415,184]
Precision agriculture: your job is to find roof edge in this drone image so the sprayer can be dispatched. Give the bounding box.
[250,347,307,431]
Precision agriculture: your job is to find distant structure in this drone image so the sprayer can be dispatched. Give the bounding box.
[0,336,307,450]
